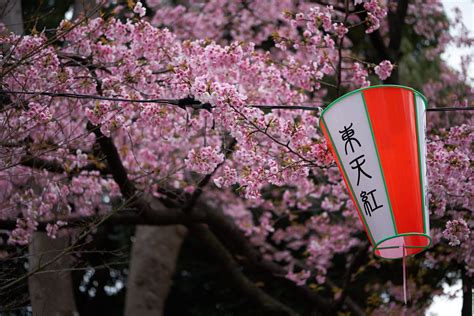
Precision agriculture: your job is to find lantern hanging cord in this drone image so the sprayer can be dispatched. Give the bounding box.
[0,90,472,113]
[402,244,407,305]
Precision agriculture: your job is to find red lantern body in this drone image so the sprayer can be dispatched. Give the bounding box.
[320,85,431,259]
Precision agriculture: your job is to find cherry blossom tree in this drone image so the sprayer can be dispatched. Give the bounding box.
[0,0,472,315]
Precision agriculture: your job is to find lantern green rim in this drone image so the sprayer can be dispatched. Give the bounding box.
[372,232,432,260]
[319,85,428,123]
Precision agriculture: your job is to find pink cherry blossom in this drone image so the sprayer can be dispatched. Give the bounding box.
[185,146,225,174]
[374,60,394,80]
[133,1,147,18]
[0,2,472,313]
[443,218,470,246]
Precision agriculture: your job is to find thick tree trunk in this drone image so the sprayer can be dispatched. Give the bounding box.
[73,0,99,20]
[2,7,77,316]
[461,266,472,316]
[28,232,78,316]
[125,225,187,316]
[0,0,23,35]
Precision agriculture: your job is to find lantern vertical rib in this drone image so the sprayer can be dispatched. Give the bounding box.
[414,93,428,235]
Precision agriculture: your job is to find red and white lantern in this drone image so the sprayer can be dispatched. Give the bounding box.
[320,85,431,259]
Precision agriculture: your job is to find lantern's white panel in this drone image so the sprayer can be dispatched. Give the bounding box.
[416,95,430,234]
[323,92,396,244]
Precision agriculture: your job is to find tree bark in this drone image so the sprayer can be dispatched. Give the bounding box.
[0,0,23,35]
[124,225,188,316]
[461,266,472,316]
[73,0,99,20]
[28,232,78,316]
[188,223,299,316]
[2,6,77,316]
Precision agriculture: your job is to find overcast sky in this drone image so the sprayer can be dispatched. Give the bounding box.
[441,0,474,82]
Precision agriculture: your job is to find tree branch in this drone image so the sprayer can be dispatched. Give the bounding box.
[353,5,390,63]
[332,243,369,310]
[0,89,213,111]
[87,133,300,313]
[388,0,408,52]
[355,1,409,84]
[461,265,472,316]
[82,67,303,313]
[182,139,237,214]
[202,205,334,314]
[0,208,207,232]
[87,122,137,199]
[336,0,350,97]
[188,223,299,315]
[17,154,108,176]
[77,64,359,314]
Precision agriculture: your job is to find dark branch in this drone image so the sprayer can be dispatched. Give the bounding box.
[388,0,409,52]
[18,154,108,176]
[87,122,136,199]
[182,139,237,214]
[81,65,304,313]
[461,265,472,316]
[203,206,334,314]
[87,125,301,314]
[336,0,350,97]
[355,1,409,84]
[0,209,207,231]
[0,90,212,111]
[188,224,298,315]
[333,242,369,310]
[354,5,390,62]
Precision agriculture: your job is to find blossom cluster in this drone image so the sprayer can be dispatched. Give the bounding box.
[0,0,472,303]
[443,218,470,246]
[363,0,387,33]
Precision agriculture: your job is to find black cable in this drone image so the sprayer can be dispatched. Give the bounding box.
[1,90,472,113]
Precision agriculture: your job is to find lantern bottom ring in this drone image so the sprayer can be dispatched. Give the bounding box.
[373,232,432,260]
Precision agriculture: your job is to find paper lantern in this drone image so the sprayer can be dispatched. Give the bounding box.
[320,85,431,259]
